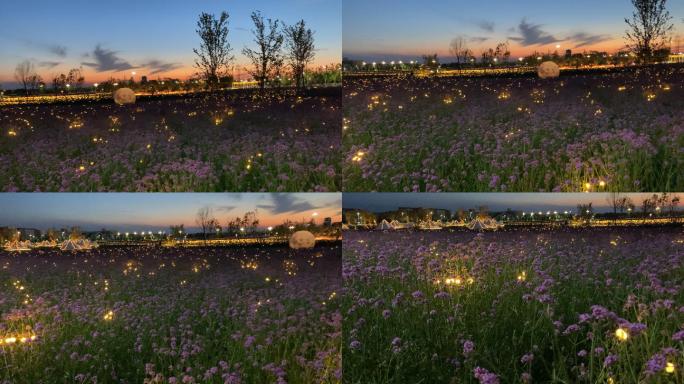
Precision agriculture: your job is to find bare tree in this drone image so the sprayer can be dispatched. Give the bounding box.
[196,206,217,242]
[577,203,593,224]
[169,224,185,240]
[666,193,680,216]
[284,19,315,90]
[243,11,284,91]
[493,41,511,63]
[46,228,59,242]
[69,226,83,240]
[193,11,234,89]
[640,194,658,221]
[625,0,674,63]
[422,54,439,70]
[14,60,40,96]
[242,210,260,234]
[449,37,472,71]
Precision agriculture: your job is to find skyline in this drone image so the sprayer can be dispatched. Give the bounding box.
[0,193,341,232]
[343,193,676,213]
[343,0,684,61]
[0,0,341,88]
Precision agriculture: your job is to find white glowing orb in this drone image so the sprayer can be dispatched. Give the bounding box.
[113,88,136,105]
[289,231,316,249]
[538,61,560,78]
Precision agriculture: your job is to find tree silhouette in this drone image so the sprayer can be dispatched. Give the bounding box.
[193,12,234,89]
[243,11,284,91]
[14,60,41,96]
[449,37,472,71]
[284,20,315,90]
[625,0,674,63]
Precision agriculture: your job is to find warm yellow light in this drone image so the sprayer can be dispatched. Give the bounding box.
[517,271,527,281]
[615,328,629,341]
[599,180,606,187]
[585,182,591,189]
[103,310,114,321]
[665,362,675,374]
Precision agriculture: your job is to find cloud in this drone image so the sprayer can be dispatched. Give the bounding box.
[477,20,495,33]
[17,38,67,57]
[142,59,182,74]
[509,19,561,46]
[469,36,490,43]
[38,61,61,69]
[48,44,67,57]
[81,44,135,72]
[257,194,318,214]
[214,205,236,212]
[566,32,612,48]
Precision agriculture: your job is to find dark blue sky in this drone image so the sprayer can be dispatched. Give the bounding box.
[343,0,684,61]
[0,0,341,87]
[343,193,662,213]
[0,193,341,231]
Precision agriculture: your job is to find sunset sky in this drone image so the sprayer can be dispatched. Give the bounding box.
[343,193,672,213]
[0,0,341,88]
[343,0,684,61]
[0,193,341,232]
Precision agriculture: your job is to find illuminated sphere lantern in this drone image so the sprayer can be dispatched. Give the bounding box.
[289,230,316,249]
[537,61,560,79]
[113,88,136,105]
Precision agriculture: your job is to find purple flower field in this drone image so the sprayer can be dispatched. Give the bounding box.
[0,89,341,192]
[343,66,684,192]
[0,244,341,383]
[342,227,683,383]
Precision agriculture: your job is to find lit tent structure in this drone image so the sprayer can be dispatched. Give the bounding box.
[4,240,32,251]
[389,220,407,229]
[418,220,442,230]
[467,217,503,231]
[60,239,97,251]
[377,219,394,230]
[444,220,466,228]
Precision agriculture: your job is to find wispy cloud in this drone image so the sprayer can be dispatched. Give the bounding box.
[38,61,61,69]
[48,44,67,57]
[566,32,612,48]
[214,205,236,213]
[257,194,318,214]
[81,44,135,72]
[142,59,182,74]
[469,36,490,43]
[509,19,561,46]
[17,38,67,57]
[477,20,495,33]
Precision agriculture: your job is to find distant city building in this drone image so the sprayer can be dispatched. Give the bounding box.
[17,228,41,239]
[323,217,332,226]
[565,49,572,59]
[668,53,684,63]
[141,76,148,83]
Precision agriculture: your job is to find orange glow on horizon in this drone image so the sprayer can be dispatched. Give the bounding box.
[0,56,340,85]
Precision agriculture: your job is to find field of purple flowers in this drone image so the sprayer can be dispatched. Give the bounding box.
[342,228,683,383]
[0,244,341,383]
[343,66,684,192]
[0,89,341,192]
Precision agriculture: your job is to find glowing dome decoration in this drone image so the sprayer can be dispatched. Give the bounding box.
[113,88,136,105]
[537,61,560,78]
[289,230,316,249]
